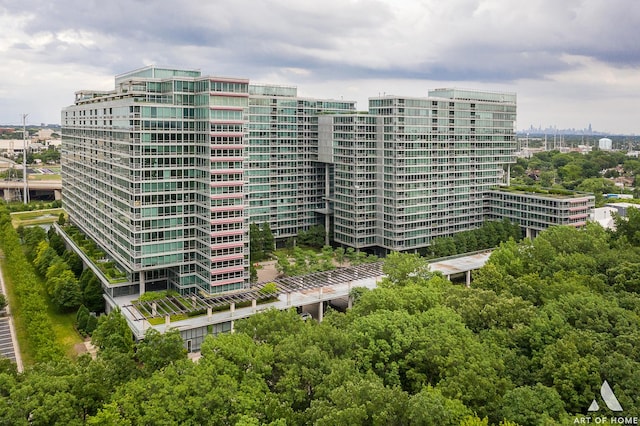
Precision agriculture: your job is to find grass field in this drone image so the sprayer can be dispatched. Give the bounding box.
[10,208,64,227]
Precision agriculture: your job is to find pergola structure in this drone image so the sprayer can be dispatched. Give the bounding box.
[124,261,384,321]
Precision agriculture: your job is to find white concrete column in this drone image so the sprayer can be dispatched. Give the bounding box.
[139,272,145,295]
[252,299,257,313]
[347,296,353,309]
[325,163,330,246]
[230,302,235,316]
[207,306,212,318]
[151,302,157,316]
[230,320,235,333]
[318,302,323,322]
[466,270,471,288]
[165,314,170,326]
[446,274,451,281]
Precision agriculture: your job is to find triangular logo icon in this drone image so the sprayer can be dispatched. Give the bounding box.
[587,381,623,412]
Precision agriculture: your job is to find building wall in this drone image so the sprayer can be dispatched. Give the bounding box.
[485,189,594,236]
[329,89,518,253]
[62,66,250,296]
[247,86,355,240]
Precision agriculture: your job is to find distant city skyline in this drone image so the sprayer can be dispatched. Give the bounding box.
[1,1,640,133]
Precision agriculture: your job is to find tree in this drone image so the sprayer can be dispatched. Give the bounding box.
[334,247,345,266]
[57,212,66,226]
[262,222,275,256]
[249,223,264,262]
[136,329,187,374]
[429,236,456,257]
[297,225,325,248]
[407,386,472,426]
[23,226,47,261]
[576,177,619,206]
[381,251,433,286]
[34,241,58,276]
[261,282,278,296]
[48,228,66,256]
[79,269,105,313]
[63,250,84,278]
[52,276,83,311]
[250,263,258,283]
[500,384,566,425]
[612,206,640,246]
[0,294,6,312]
[76,305,90,334]
[307,378,410,425]
[91,309,134,356]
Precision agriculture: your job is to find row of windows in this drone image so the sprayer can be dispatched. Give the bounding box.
[211,223,244,232]
[212,247,245,257]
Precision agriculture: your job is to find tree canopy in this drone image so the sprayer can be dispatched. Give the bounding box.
[2,216,640,423]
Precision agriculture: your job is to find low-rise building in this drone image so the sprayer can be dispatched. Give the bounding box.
[485,187,594,238]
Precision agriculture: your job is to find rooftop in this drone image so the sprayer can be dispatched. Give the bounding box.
[490,185,593,200]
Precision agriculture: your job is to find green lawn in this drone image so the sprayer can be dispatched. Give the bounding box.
[32,273,84,361]
[10,208,64,228]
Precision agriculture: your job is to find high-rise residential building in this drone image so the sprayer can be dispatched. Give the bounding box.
[247,85,355,240]
[66,66,586,301]
[322,89,518,254]
[62,66,251,298]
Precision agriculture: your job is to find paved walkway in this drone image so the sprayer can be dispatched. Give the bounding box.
[0,257,23,372]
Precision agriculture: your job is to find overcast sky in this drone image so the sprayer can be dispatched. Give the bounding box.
[1,0,639,134]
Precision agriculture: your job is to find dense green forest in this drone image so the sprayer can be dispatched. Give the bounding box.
[1,201,640,424]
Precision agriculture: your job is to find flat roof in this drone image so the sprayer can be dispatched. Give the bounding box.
[489,186,593,200]
[428,251,492,276]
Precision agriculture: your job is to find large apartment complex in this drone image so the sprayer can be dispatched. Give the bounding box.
[61,66,592,299]
[323,89,517,253]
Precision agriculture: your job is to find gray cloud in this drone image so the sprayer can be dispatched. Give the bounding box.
[1,0,639,132]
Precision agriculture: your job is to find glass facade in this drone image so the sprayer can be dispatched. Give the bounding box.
[62,66,250,296]
[329,90,518,252]
[247,86,355,239]
[65,68,557,295]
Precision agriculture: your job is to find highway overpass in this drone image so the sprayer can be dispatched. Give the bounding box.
[0,179,61,201]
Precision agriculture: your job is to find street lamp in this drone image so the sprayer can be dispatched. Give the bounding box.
[22,113,29,204]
